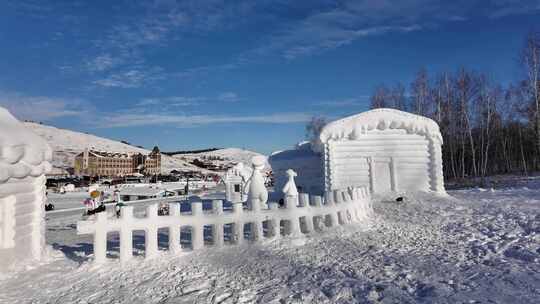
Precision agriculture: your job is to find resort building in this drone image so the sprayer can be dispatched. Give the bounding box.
[74,146,161,177]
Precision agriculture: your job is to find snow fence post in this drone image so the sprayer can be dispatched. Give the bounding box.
[212,200,224,247]
[334,190,347,225]
[191,201,204,250]
[298,193,309,207]
[301,195,316,233]
[145,204,159,259]
[120,206,134,263]
[168,203,181,253]
[312,195,325,231]
[232,202,244,244]
[93,212,108,264]
[324,192,339,227]
[268,202,280,238]
[249,196,264,241]
[284,195,302,237]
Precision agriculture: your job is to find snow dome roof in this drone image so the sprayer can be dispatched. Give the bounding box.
[313,108,442,152]
[0,107,52,182]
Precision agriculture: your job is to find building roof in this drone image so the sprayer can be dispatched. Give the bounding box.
[0,107,52,182]
[313,108,442,152]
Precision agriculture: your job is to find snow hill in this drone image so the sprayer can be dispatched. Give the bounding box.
[172,147,269,170]
[23,122,263,175]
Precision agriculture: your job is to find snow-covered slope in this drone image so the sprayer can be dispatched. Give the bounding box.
[174,147,269,170]
[23,122,214,174]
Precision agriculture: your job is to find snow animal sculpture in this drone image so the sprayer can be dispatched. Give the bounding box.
[246,155,268,210]
[270,108,446,196]
[0,106,52,272]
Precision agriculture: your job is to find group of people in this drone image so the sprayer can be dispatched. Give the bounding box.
[83,190,106,215]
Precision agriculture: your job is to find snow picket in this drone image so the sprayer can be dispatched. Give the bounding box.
[77,182,372,265]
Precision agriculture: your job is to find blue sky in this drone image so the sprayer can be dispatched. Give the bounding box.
[1,0,539,154]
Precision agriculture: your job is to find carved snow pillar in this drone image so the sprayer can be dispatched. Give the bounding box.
[168,203,181,253]
[367,156,375,193]
[93,212,108,264]
[120,206,134,263]
[233,203,244,244]
[324,192,339,227]
[390,157,398,191]
[428,135,446,194]
[191,201,204,250]
[283,169,302,237]
[212,200,224,247]
[324,141,334,193]
[312,195,325,230]
[145,204,159,259]
[268,202,280,238]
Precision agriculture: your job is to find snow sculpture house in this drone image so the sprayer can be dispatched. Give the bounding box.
[224,163,251,203]
[270,108,445,196]
[0,107,52,271]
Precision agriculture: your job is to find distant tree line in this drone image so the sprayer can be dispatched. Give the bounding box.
[367,31,540,180]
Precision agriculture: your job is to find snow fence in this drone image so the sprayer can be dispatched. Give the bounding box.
[77,186,372,264]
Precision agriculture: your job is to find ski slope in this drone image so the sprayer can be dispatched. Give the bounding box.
[0,177,538,303]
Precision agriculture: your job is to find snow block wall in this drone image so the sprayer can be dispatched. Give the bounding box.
[269,142,325,196]
[270,109,445,195]
[0,107,52,272]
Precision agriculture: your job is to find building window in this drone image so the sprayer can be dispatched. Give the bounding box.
[234,184,241,193]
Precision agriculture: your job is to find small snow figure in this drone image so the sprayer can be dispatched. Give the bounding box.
[247,155,268,209]
[282,169,298,197]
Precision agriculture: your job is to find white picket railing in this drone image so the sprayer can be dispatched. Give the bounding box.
[77,186,372,264]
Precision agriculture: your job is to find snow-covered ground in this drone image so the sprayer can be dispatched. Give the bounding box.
[1,178,539,303]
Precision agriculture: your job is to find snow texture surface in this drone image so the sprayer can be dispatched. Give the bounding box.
[1,178,539,303]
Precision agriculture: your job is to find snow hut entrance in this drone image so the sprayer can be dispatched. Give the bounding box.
[371,157,393,193]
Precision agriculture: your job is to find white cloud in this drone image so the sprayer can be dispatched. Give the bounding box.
[136,93,240,107]
[316,96,370,107]
[0,91,86,121]
[217,92,240,102]
[85,54,122,72]
[136,96,205,107]
[96,112,312,128]
[93,67,164,88]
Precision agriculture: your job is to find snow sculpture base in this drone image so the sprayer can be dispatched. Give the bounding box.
[77,187,373,265]
[0,107,52,272]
